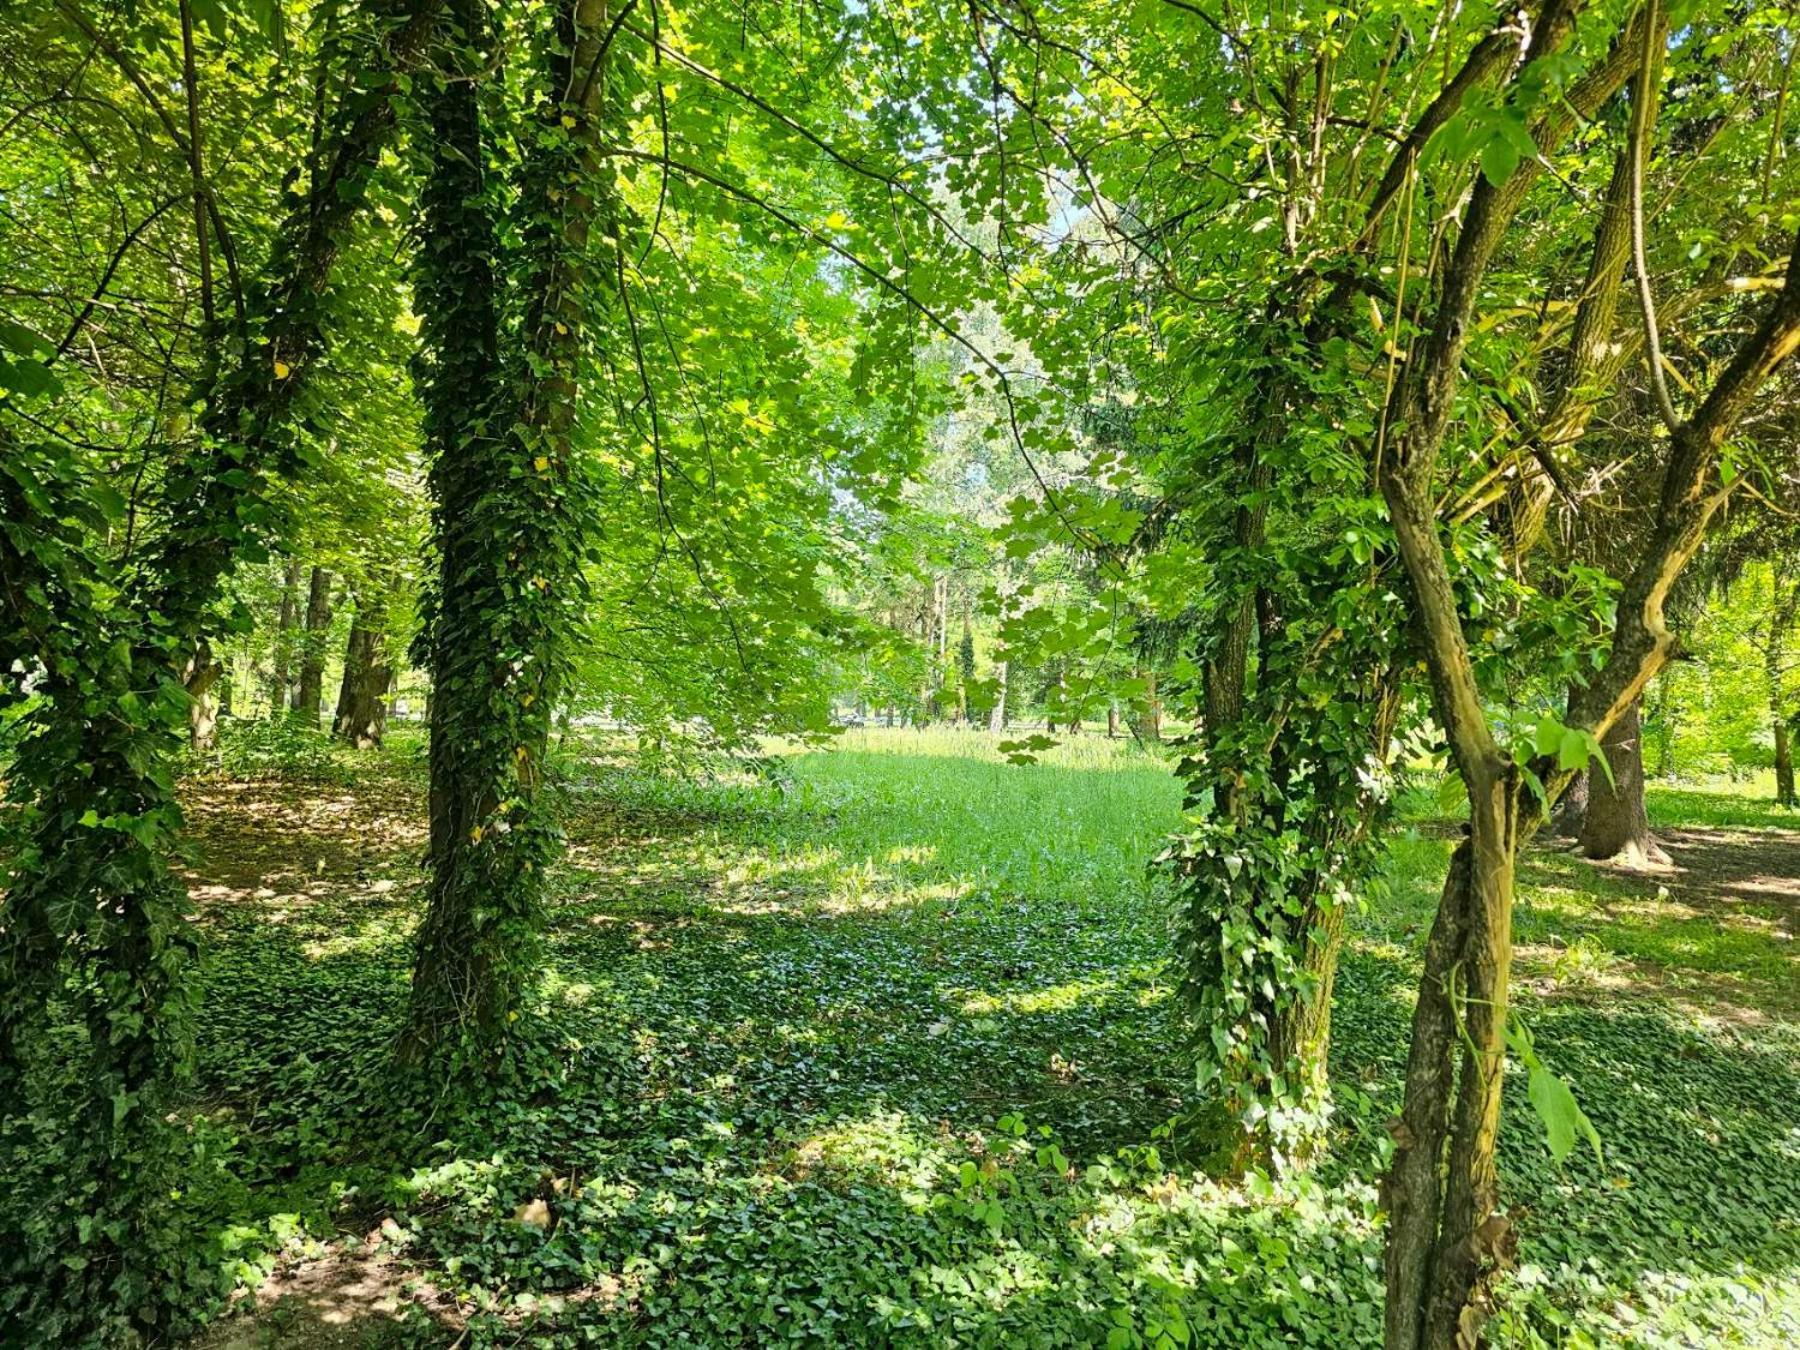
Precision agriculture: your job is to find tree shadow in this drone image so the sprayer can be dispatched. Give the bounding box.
[156,766,1800,1345]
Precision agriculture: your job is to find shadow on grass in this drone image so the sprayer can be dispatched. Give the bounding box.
[69,766,1787,1345]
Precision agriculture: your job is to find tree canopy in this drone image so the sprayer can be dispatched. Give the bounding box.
[4,0,1800,1345]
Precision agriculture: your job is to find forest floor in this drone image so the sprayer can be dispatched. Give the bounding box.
[171,728,1798,1348]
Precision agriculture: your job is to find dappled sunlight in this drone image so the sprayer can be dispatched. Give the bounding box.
[959,973,1127,1017]
[779,1110,948,1190]
[117,747,1800,1346]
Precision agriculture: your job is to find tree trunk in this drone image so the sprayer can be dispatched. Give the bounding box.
[1381,809,1521,1350]
[271,557,301,710]
[291,565,332,724]
[185,639,222,752]
[988,659,1008,732]
[1135,667,1161,744]
[1767,578,1796,807]
[405,0,608,1059]
[332,599,392,749]
[1107,702,1119,738]
[1548,769,1587,838]
[1579,699,1667,865]
[1775,716,1794,808]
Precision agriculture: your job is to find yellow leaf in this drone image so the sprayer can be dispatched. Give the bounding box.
[554,321,569,336]
[272,359,291,379]
[560,114,577,130]
[470,824,484,843]
[534,455,549,472]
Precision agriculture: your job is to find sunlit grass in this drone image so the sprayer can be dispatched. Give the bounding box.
[144,727,1800,1347]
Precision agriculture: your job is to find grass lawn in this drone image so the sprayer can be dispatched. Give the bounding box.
[75,728,1800,1346]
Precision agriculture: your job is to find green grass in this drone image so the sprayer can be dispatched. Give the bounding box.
[11,728,1797,1347]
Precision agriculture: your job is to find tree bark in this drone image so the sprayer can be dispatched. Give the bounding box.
[1549,769,1587,838]
[405,0,609,1058]
[988,659,1008,731]
[1776,718,1794,807]
[291,565,332,724]
[184,639,222,752]
[332,597,391,748]
[1766,572,1797,806]
[271,557,301,709]
[1579,698,1667,865]
[1134,666,1161,744]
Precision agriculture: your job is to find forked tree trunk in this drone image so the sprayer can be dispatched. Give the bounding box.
[332,601,392,748]
[1579,699,1667,865]
[292,565,332,724]
[1382,775,1521,1350]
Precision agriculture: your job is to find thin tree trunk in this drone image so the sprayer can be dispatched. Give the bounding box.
[1767,575,1797,806]
[271,557,301,709]
[1579,699,1667,865]
[988,659,1008,732]
[292,565,332,724]
[1776,718,1794,807]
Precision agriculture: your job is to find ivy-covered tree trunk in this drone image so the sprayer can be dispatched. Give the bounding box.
[404,0,606,1058]
[0,2,442,1333]
[292,564,333,724]
[332,595,392,748]
[1579,699,1667,865]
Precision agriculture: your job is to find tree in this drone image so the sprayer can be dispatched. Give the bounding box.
[0,0,442,1331]
[332,586,394,749]
[291,564,334,724]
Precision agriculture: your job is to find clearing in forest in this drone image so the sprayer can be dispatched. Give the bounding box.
[177,730,1799,1347]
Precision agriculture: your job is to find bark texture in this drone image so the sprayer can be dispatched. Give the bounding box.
[332,597,392,748]
[271,557,301,708]
[292,565,332,723]
[1579,699,1667,865]
[185,639,222,752]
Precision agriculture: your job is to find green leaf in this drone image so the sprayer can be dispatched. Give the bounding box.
[1527,1065,1602,1167]
[0,355,63,399]
[0,317,54,356]
[1480,136,1521,187]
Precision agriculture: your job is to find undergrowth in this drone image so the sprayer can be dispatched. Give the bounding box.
[3,729,1796,1346]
